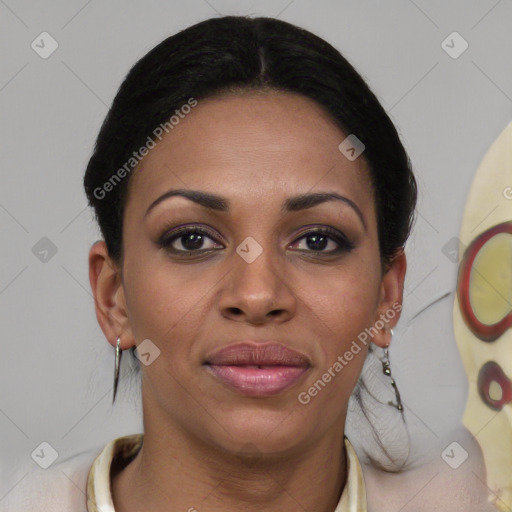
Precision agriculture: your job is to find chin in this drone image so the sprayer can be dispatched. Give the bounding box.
[206,408,313,455]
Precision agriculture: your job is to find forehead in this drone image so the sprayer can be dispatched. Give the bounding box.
[126,90,375,219]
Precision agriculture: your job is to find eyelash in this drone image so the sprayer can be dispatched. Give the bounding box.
[157,225,355,257]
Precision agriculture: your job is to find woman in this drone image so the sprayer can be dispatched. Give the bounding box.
[81,15,415,511]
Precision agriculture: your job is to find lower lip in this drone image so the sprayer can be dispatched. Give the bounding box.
[205,364,309,396]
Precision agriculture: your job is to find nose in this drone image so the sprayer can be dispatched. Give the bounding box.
[218,247,297,325]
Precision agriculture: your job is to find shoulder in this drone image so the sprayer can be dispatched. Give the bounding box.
[361,426,497,512]
[2,445,102,512]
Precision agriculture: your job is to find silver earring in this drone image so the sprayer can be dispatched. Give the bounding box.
[113,335,123,404]
[382,328,403,412]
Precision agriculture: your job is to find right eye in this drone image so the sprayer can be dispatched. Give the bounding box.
[158,226,224,255]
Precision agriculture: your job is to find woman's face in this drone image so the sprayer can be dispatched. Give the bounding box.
[91,90,406,455]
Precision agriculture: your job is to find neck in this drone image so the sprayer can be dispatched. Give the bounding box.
[112,418,347,512]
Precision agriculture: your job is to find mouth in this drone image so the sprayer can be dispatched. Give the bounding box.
[203,341,311,397]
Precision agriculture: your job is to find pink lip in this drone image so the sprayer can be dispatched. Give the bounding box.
[204,342,311,396]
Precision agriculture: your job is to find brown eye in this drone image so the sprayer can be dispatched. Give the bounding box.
[291,227,355,255]
[158,226,224,255]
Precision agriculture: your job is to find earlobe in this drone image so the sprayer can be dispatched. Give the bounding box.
[88,240,134,349]
[372,248,407,348]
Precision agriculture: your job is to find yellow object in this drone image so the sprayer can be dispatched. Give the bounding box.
[469,233,512,325]
[453,121,512,511]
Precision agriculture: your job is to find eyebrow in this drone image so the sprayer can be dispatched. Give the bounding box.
[145,189,367,231]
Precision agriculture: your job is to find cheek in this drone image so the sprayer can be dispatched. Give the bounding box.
[122,248,209,347]
[301,258,381,350]
[291,256,381,402]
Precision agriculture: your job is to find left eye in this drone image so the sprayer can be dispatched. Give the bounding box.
[291,228,355,254]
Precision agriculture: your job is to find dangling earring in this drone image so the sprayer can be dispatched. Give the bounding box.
[112,335,123,404]
[382,328,403,412]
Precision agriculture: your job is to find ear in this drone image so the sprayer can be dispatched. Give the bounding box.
[88,240,135,350]
[371,248,407,348]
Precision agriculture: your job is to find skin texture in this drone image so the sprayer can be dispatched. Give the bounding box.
[88,90,406,512]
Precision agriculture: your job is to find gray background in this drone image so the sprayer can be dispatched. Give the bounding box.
[1,0,511,499]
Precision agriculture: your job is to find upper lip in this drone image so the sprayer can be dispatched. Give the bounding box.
[204,342,311,367]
